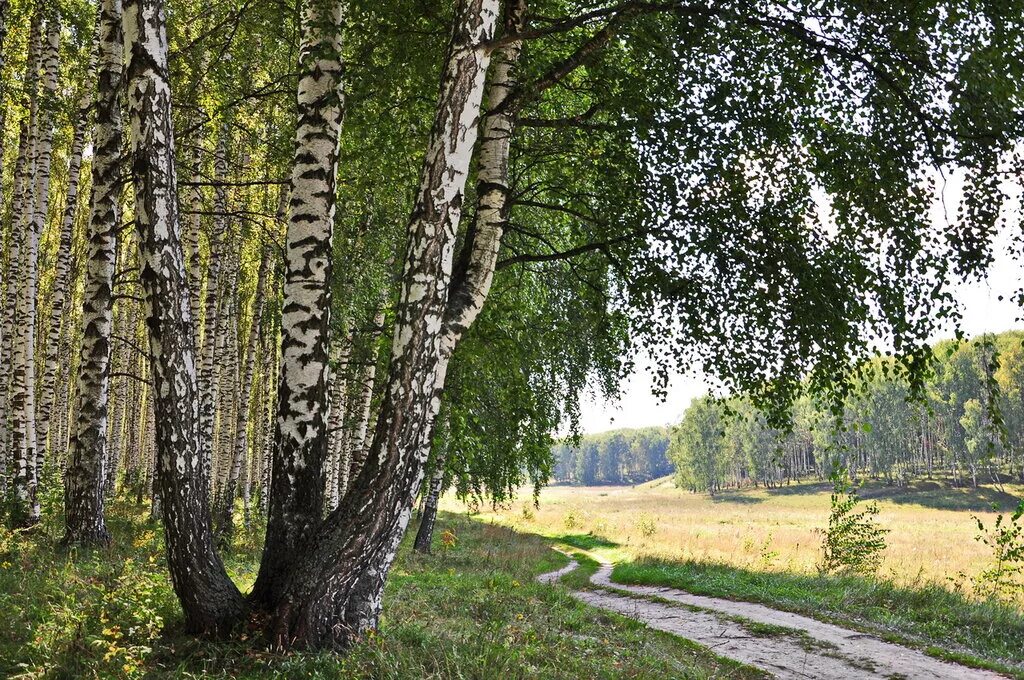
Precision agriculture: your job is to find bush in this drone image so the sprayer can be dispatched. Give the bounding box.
[973,501,1024,600]
[818,471,889,575]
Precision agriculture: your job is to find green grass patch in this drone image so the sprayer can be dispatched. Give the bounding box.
[613,557,1024,677]
[0,503,764,678]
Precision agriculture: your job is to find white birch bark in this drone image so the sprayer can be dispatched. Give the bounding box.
[11,17,61,525]
[63,0,122,544]
[261,0,498,647]
[324,325,352,510]
[122,0,243,631]
[37,75,92,462]
[252,0,346,607]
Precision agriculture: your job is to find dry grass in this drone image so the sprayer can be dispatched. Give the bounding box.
[444,476,1024,598]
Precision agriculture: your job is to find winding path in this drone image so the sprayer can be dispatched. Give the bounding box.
[538,552,1006,679]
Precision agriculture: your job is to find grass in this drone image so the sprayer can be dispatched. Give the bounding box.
[613,557,1024,676]
[460,476,1024,675]
[0,502,764,679]
[468,476,1024,593]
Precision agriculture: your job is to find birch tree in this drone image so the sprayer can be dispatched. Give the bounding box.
[122,0,244,630]
[62,0,124,545]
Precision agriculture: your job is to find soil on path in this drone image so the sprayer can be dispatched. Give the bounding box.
[538,553,1006,680]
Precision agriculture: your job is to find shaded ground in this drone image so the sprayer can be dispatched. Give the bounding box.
[541,551,1007,679]
[0,506,763,679]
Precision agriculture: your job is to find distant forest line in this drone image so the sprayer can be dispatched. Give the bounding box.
[553,331,1024,491]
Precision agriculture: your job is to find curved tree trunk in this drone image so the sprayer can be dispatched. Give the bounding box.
[123,0,243,633]
[251,0,347,609]
[259,0,498,649]
[63,0,123,546]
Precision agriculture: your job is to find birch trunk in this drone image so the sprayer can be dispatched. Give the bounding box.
[412,446,447,553]
[251,0,346,608]
[260,0,498,648]
[37,79,91,462]
[0,0,10,203]
[216,249,270,537]
[325,326,352,510]
[11,17,61,526]
[199,133,230,491]
[62,0,123,545]
[123,0,243,632]
[0,124,27,497]
[343,308,385,494]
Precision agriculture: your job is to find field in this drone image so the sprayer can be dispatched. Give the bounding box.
[448,476,1024,673]
[456,476,1024,591]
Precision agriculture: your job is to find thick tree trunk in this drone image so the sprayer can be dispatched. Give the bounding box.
[251,0,346,609]
[123,0,243,633]
[260,0,498,649]
[62,0,123,544]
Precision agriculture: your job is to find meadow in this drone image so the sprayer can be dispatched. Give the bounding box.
[460,476,1024,592]
[451,476,1024,673]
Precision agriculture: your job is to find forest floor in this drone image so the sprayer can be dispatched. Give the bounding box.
[0,501,764,679]
[458,476,1024,677]
[540,548,1006,679]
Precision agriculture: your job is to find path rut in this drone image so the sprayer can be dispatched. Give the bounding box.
[538,553,1007,679]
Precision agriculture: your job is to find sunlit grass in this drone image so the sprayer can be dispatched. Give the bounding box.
[456,476,1024,594]
[449,476,1024,674]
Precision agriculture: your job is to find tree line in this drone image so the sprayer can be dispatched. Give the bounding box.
[671,332,1024,494]
[552,426,672,485]
[0,0,1022,657]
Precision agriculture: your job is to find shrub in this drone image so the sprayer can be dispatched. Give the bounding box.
[634,514,657,540]
[972,501,1024,600]
[818,471,889,575]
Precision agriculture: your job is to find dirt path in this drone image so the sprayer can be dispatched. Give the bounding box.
[538,553,1006,679]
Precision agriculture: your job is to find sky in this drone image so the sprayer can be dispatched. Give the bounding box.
[577,228,1024,435]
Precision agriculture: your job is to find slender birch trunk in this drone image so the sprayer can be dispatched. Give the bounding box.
[0,124,28,496]
[413,436,448,553]
[260,0,498,647]
[123,0,243,631]
[216,249,270,537]
[251,0,346,608]
[343,307,385,494]
[105,298,136,496]
[0,0,13,209]
[212,241,240,503]
[198,134,231,493]
[37,79,92,462]
[325,326,352,510]
[11,16,61,526]
[62,0,123,545]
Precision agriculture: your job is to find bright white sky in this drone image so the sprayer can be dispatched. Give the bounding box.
[578,224,1024,435]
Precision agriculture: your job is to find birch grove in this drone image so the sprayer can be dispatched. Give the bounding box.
[0,0,1020,661]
